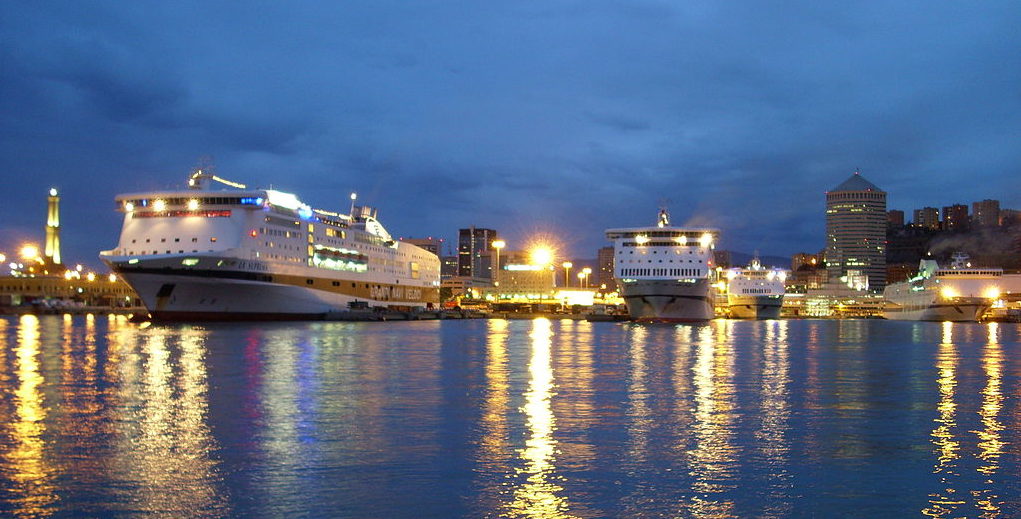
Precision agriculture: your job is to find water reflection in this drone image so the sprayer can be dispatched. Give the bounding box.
[475,319,511,512]
[3,315,57,517]
[974,323,1004,517]
[758,320,792,517]
[113,326,228,517]
[506,318,574,518]
[625,325,650,466]
[924,322,963,518]
[687,324,738,517]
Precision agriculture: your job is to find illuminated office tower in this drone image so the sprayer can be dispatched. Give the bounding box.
[45,188,62,265]
[825,171,886,290]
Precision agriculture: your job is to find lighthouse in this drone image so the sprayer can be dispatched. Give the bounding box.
[44,188,62,266]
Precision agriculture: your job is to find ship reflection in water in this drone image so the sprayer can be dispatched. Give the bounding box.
[0,316,1019,517]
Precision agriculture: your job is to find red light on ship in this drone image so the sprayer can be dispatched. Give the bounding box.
[249,230,258,238]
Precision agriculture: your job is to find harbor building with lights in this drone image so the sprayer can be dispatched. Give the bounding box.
[825,171,887,290]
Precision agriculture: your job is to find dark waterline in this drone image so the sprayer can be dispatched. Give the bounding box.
[0,315,1019,518]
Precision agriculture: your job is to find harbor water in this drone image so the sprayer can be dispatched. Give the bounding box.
[1,315,1019,518]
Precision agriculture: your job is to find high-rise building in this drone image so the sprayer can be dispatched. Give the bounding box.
[942,204,969,232]
[972,199,1000,228]
[596,246,615,290]
[825,171,887,290]
[440,255,459,278]
[457,227,499,279]
[45,188,62,265]
[887,209,905,228]
[912,207,940,229]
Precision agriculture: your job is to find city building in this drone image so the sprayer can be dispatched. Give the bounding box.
[791,252,820,273]
[887,209,905,228]
[596,246,614,291]
[440,255,459,278]
[825,171,887,290]
[1001,209,1021,227]
[457,227,499,279]
[913,207,940,230]
[942,204,970,232]
[400,237,444,256]
[972,199,1000,228]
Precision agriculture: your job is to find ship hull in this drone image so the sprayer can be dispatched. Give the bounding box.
[882,297,990,322]
[620,279,714,322]
[727,295,783,319]
[104,255,437,322]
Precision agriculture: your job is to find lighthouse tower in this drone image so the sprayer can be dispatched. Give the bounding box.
[44,188,62,266]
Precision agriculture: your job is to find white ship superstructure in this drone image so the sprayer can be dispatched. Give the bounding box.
[725,259,787,319]
[882,253,1001,322]
[100,169,440,321]
[606,210,719,322]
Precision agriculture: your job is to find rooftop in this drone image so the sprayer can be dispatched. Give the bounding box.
[830,171,883,193]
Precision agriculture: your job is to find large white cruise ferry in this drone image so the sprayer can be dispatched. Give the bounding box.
[724,258,787,319]
[882,253,1001,322]
[100,168,440,321]
[606,210,719,322]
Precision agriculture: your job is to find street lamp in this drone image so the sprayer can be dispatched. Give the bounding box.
[530,246,553,267]
[582,267,592,288]
[492,239,506,285]
[562,261,572,288]
[20,244,41,263]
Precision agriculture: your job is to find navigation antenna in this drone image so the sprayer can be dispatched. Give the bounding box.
[188,156,247,190]
[657,198,671,228]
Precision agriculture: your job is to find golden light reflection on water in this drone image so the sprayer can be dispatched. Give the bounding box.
[506,318,575,519]
[687,324,737,518]
[625,325,650,464]
[476,319,511,510]
[2,315,58,517]
[924,322,962,518]
[974,323,1004,517]
[758,320,792,517]
[114,326,227,517]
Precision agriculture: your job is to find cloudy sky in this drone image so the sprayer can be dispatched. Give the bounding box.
[2,1,1019,267]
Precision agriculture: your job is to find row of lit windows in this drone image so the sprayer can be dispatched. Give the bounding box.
[827,192,885,200]
[619,268,702,277]
[131,237,216,244]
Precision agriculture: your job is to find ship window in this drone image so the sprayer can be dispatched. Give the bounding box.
[174,238,180,242]
[161,238,166,242]
[131,239,136,243]
[211,237,217,242]
[146,239,150,243]
[192,238,198,242]
[306,279,314,285]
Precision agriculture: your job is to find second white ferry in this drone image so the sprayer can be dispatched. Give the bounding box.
[882,253,1001,322]
[100,168,441,321]
[724,258,787,319]
[607,210,719,322]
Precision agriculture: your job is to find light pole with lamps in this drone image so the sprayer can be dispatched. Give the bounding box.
[582,267,592,288]
[561,261,572,288]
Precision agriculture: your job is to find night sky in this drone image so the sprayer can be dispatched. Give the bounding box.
[2,2,1020,269]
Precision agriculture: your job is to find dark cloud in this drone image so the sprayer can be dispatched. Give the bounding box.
[1,1,1020,267]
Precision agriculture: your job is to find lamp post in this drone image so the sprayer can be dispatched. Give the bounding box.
[562,261,572,288]
[492,240,505,286]
[582,267,592,288]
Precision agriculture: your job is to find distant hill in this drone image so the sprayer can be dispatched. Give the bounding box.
[724,251,790,269]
